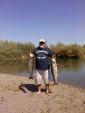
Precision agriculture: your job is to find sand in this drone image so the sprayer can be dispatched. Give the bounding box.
[0,74,85,113]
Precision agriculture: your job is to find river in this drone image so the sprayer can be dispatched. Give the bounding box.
[0,59,85,88]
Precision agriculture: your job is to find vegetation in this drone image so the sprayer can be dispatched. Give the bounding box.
[0,40,35,60]
[0,40,85,60]
[50,42,85,59]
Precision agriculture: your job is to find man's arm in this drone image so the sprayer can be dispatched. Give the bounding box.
[29,48,36,58]
[48,49,56,63]
[48,48,56,58]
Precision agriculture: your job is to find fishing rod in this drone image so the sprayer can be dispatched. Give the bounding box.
[28,57,69,67]
[56,64,69,67]
[2,57,34,61]
[50,57,69,67]
[3,57,69,67]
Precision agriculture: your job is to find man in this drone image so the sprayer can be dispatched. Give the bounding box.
[30,39,54,95]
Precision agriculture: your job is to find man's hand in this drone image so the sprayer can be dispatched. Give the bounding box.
[30,53,34,58]
[51,58,56,63]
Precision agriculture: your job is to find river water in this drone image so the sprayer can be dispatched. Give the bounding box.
[0,59,85,88]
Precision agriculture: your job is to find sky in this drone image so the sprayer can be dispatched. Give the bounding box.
[0,0,85,45]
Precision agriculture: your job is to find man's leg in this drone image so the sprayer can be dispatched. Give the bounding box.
[45,84,49,94]
[43,70,49,94]
[36,70,42,94]
[37,84,41,95]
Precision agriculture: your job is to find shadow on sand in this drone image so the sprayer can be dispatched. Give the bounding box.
[19,84,46,93]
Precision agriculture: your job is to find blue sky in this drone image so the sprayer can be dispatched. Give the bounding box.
[0,0,85,45]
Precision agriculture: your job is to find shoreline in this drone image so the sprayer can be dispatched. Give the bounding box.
[58,81,85,91]
[0,73,85,113]
[0,72,85,90]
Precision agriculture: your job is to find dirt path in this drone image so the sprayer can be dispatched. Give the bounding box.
[0,74,85,113]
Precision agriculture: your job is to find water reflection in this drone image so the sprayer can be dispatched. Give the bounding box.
[0,60,29,76]
[57,59,83,71]
[57,59,85,88]
[0,59,85,88]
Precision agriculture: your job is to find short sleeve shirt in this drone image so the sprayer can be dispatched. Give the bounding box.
[32,47,53,70]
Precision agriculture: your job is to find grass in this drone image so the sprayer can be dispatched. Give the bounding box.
[0,40,85,59]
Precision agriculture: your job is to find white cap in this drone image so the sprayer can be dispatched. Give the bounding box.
[39,39,46,43]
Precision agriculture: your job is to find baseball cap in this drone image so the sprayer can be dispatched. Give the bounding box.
[39,39,46,43]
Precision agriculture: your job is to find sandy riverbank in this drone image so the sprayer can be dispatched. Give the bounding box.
[0,74,85,113]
